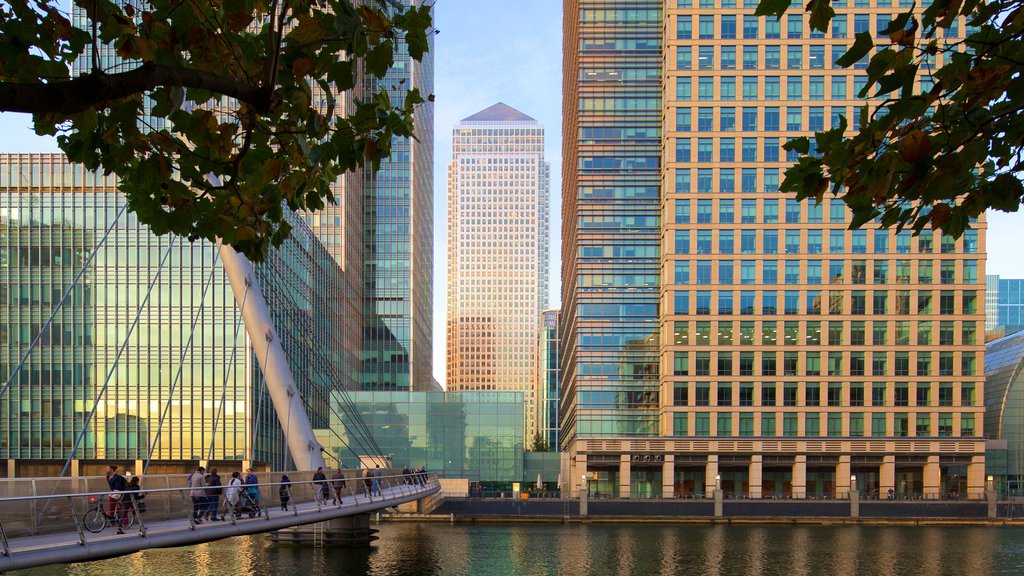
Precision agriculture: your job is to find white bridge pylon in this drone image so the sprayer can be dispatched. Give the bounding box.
[218,243,327,472]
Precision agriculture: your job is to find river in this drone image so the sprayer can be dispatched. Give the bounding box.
[12,522,1024,575]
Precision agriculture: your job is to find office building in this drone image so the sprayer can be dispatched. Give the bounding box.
[986,275,1024,339]
[561,0,986,499]
[0,154,346,476]
[537,309,561,451]
[447,103,550,440]
[985,331,1024,492]
[325,390,524,482]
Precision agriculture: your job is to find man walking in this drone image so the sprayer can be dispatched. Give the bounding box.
[312,466,328,504]
[331,468,345,505]
[188,465,207,524]
[204,467,223,521]
[371,465,383,496]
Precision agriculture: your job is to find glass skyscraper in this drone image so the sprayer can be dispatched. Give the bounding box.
[986,275,1024,339]
[447,103,550,439]
[562,0,986,500]
[0,154,345,476]
[358,0,435,392]
[537,309,561,451]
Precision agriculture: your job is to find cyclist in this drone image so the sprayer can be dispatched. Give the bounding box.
[105,465,128,534]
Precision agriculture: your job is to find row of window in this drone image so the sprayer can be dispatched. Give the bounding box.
[669,349,979,378]
[670,381,976,407]
[669,318,979,345]
[671,411,975,438]
[673,75,924,102]
[668,260,980,287]
[675,0,921,9]
[674,13,962,41]
[669,290,980,317]
[672,231,977,258]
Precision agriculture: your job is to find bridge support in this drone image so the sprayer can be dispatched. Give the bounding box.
[219,243,326,472]
[268,514,378,546]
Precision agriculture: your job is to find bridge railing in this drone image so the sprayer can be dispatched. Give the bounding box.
[0,469,437,543]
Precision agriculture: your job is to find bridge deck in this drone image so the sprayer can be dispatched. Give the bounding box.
[0,478,438,572]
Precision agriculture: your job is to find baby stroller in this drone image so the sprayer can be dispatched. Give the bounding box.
[237,487,262,518]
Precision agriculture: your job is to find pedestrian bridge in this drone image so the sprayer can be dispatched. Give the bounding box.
[0,470,439,572]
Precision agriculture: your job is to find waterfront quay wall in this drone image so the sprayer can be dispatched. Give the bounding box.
[414,498,1024,523]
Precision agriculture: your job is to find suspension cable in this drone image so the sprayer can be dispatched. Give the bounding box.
[59,236,178,477]
[0,203,128,402]
[143,245,220,474]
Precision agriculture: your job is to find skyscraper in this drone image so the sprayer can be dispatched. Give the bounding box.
[447,103,550,438]
[986,275,1024,340]
[561,0,987,500]
[0,154,345,476]
[537,309,561,451]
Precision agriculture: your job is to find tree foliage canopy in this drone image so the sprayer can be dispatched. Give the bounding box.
[756,0,1024,236]
[0,0,432,261]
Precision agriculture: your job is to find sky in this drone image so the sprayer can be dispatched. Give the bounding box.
[1,0,1022,388]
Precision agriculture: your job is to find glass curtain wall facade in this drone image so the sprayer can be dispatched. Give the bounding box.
[447,103,550,441]
[326,390,524,482]
[537,309,561,450]
[561,0,987,499]
[985,275,1024,339]
[359,0,435,391]
[560,0,663,450]
[985,331,1024,492]
[0,154,346,475]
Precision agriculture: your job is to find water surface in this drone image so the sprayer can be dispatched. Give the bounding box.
[14,522,1024,575]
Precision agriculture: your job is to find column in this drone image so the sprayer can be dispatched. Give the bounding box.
[923,455,941,499]
[5,459,14,478]
[705,455,719,498]
[70,459,80,477]
[749,455,762,499]
[836,454,851,497]
[133,459,144,476]
[619,454,631,499]
[662,455,675,499]
[575,453,588,494]
[792,455,807,499]
[967,454,985,500]
[880,455,895,497]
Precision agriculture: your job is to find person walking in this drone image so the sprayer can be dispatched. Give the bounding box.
[105,465,128,534]
[312,466,328,504]
[279,474,292,511]
[331,468,345,505]
[204,468,223,521]
[244,468,261,504]
[188,465,207,524]
[125,474,146,517]
[371,465,383,496]
[224,471,243,517]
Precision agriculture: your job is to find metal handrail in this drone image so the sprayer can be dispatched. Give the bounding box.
[0,472,433,504]
[0,472,440,573]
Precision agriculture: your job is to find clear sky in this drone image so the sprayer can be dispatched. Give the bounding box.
[1,0,1022,388]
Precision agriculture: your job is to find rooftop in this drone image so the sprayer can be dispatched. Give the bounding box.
[461,102,536,123]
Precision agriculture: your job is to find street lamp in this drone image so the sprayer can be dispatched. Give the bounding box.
[715,473,721,489]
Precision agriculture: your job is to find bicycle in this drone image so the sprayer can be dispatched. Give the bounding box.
[82,495,137,533]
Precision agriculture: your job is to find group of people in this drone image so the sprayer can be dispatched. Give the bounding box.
[188,465,261,523]
[102,462,432,535]
[401,466,429,486]
[104,464,145,534]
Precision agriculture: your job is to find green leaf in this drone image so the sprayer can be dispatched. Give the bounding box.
[754,0,793,19]
[836,31,874,68]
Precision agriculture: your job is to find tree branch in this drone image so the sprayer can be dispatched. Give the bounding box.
[0,63,276,115]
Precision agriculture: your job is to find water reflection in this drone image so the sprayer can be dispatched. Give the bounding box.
[13,523,1024,576]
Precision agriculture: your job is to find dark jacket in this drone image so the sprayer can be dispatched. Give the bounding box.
[107,473,127,492]
[205,473,223,496]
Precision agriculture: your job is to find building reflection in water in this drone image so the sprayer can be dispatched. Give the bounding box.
[12,524,1022,576]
